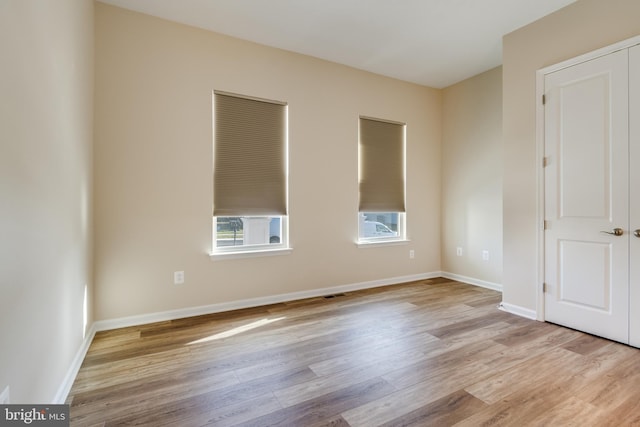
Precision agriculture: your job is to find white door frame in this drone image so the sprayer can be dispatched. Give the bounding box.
[535,34,640,321]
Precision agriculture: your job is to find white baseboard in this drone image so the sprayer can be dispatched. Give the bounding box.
[94,271,442,332]
[440,273,539,320]
[440,272,502,292]
[498,302,538,320]
[53,323,97,404]
[56,271,517,403]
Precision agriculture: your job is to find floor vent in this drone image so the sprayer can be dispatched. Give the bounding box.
[323,293,346,299]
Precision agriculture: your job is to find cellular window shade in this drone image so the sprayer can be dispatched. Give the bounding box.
[358,117,405,212]
[213,92,287,216]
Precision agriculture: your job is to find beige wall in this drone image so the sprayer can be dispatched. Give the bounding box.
[442,67,502,285]
[0,0,94,403]
[503,0,640,311]
[94,4,442,320]
[8,0,637,404]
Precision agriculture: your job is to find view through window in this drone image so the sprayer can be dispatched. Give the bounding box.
[359,212,402,240]
[216,216,283,248]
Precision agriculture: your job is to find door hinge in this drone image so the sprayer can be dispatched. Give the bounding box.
[542,282,547,293]
[543,156,549,167]
[543,220,549,230]
[542,94,546,105]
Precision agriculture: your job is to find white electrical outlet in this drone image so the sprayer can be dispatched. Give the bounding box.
[482,250,490,261]
[174,271,185,285]
[0,386,10,404]
[409,250,415,259]
[456,247,463,256]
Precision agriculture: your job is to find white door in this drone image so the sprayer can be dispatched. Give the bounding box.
[630,45,640,347]
[544,49,630,343]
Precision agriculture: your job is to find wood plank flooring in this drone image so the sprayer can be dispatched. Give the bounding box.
[67,278,640,426]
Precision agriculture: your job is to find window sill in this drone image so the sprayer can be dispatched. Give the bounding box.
[210,247,293,261]
[356,239,410,248]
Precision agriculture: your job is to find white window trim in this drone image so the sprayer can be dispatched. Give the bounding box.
[357,212,406,245]
[210,247,293,260]
[356,239,411,248]
[211,216,290,259]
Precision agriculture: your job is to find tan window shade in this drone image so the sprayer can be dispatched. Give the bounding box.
[213,91,287,216]
[358,117,405,212]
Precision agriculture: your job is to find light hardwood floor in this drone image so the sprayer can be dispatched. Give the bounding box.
[67,278,640,426]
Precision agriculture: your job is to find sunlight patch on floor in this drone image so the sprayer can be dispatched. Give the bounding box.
[187,317,286,345]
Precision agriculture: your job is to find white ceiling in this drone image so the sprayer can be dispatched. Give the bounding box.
[98,0,576,88]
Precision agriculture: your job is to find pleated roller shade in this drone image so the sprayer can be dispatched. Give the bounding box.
[213,91,287,216]
[358,116,405,212]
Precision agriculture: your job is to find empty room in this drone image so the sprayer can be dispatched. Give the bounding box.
[3,0,640,425]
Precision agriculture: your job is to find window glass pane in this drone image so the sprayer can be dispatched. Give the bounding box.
[216,216,282,248]
[359,213,400,239]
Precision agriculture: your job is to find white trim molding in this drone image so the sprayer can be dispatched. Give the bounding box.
[440,272,502,292]
[94,271,442,332]
[356,239,410,248]
[58,271,506,402]
[498,302,538,320]
[210,247,293,261]
[53,323,97,404]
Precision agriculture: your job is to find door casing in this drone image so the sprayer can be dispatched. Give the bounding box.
[535,34,640,322]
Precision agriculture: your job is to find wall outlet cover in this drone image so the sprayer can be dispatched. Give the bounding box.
[174,271,185,285]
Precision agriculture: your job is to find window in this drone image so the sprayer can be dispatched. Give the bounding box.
[358,116,406,242]
[359,213,401,238]
[215,216,285,248]
[212,91,288,254]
